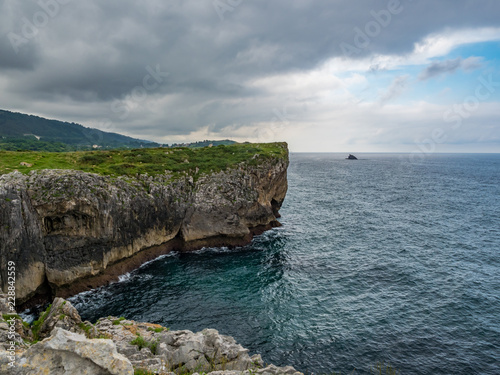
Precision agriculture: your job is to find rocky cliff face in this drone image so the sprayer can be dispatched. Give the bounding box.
[0,147,288,305]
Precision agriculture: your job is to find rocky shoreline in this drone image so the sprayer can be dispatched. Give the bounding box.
[0,295,302,375]
[0,144,289,308]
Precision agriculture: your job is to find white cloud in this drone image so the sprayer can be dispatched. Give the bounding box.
[325,27,500,74]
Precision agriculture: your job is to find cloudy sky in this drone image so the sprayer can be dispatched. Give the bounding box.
[1,0,499,152]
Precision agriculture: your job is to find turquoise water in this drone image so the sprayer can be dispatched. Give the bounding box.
[70,153,500,374]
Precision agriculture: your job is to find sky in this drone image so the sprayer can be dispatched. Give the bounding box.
[0,0,499,153]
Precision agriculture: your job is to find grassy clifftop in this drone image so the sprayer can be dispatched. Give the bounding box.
[0,142,288,178]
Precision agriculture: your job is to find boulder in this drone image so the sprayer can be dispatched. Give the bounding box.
[156,328,260,373]
[37,298,85,340]
[13,328,133,375]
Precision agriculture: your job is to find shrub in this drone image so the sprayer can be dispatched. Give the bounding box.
[31,304,52,340]
[130,335,160,355]
[112,317,126,325]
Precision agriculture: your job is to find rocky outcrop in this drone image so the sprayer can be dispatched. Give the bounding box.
[0,298,302,375]
[0,145,288,305]
[36,297,86,340]
[7,328,134,375]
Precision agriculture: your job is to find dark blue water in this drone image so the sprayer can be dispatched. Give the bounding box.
[70,153,500,375]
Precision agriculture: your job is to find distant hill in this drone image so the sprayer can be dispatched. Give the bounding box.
[0,109,238,152]
[170,140,237,148]
[0,109,160,151]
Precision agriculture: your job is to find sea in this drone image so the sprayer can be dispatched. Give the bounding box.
[69,153,500,375]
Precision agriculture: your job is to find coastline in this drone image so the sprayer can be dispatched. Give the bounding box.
[23,221,281,310]
[1,296,303,375]
[1,143,289,309]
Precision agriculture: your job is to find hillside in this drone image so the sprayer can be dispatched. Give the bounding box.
[0,109,238,151]
[0,109,159,150]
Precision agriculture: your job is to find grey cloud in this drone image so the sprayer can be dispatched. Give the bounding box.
[0,1,42,69]
[0,0,499,139]
[419,57,483,80]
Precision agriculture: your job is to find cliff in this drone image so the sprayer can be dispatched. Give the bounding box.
[0,143,288,306]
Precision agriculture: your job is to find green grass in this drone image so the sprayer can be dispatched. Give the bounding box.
[130,335,160,355]
[0,142,288,178]
[130,335,148,350]
[78,322,94,338]
[112,317,126,325]
[134,370,154,375]
[2,313,31,329]
[31,304,51,341]
[2,313,19,320]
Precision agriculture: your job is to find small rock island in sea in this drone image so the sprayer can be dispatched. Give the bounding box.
[0,142,301,374]
[346,154,358,160]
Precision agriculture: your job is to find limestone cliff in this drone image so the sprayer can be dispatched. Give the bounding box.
[0,144,288,305]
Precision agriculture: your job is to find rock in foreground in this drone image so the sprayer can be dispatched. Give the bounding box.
[0,297,302,375]
[12,328,133,375]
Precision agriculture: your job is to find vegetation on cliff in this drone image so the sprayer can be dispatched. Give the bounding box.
[0,142,288,178]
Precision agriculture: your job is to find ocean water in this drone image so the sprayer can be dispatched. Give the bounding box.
[70,153,500,375]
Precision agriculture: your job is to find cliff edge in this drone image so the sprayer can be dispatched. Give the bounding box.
[0,143,288,306]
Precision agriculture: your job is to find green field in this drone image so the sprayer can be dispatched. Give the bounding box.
[0,142,288,178]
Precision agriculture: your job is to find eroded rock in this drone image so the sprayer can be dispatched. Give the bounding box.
[95,316,300,375]
[37,297,85,340]
[13,328,134,375]
[0,298,302,375]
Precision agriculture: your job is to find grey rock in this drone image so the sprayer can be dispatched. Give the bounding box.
[13,328,133,375]
[0,294,10,315]
[259,365,304,375]
[92,316,302,375]
[156,328,260,373]
[0,301,303,375]
[37,297,84,340]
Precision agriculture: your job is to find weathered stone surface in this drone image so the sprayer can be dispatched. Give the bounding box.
[0,295,31,351]
[37,297,85,340]
[94,316,300,375]
[0,299,302,375]
[0,145,288,306]
[0,294,10,315]
[0,172,47,304]
[182,158,288,243]
[13,328,134,375]
[255,364,303,375]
